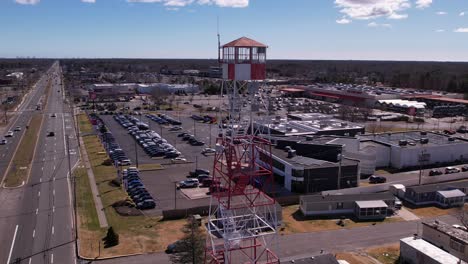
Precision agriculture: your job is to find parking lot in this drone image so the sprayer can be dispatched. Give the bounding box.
[99,114,220,212]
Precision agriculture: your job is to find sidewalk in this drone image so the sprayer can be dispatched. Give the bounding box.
[79,136,109,228]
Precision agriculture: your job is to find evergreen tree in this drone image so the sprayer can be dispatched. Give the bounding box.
[104,226,119,248]
[170,217,205,264]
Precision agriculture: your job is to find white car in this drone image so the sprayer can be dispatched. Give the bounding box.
[171,157,187,163]
[5,131,14,137]
[0,138,7,145]
[179,179,199,188]
[14,126,21,132]
[201,148,216,155]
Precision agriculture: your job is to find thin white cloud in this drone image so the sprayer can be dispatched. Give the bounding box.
[15,0,39,4]
[334,0,410,20]
[454,28,468,33]
[435,29,445,33]
[81,0,96,3]
[127,0,248,8]
[460,12,465,17]
[336,17,351,24]
[415,0,432,9]
[368,22,392,28]
[436,11,447,15]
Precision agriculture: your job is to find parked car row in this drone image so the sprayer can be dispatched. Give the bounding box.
[178,169,217,189]
[99,127,132,166]
[146,113,182,126]
[114,115,181,158]
[191,114,217,124]
[428,166,468,176]
[114,114,150,130]
[123,167,156,210]
[178,132,205,146]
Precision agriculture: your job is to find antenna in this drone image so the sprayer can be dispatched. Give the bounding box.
[217,16,221,63]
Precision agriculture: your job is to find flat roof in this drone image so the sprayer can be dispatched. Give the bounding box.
[423,220,468,244]
[407,180,468,194]
[355,200,388,208]
[360,131,468,147]
[271,147,357,169]
[401,237,463,263]
[405,94,468,105]
[282,253,339,264]
[301,192,395,204]
[437,189,466,199]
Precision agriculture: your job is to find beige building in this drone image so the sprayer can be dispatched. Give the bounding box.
[422,220,468,262]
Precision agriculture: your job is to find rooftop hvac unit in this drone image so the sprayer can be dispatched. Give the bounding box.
[399,140,408,146]
[287,149,297,158]
[285,146,292,152]
[420,138,429,144]
[320,123,327,129]
[286,126,293,132]
[341,122,348,128]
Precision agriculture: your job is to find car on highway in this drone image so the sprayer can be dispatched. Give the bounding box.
[429,169,443,176]
[179,179,199,188]
[14,126,21,131]
[5,131,14,137]
[47,131,55,137]
[369,175,387,184]
[462,166,468,172]
[445,167,461,174]
[0,138,7,145]
[51,113,57,117]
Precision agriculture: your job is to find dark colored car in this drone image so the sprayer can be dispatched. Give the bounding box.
[47,131,55,137]
[369,175,387,184]
[462,166,468,172]
[429,169,443,176]
[189,169,210,178]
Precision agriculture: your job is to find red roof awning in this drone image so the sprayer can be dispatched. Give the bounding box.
[309,92,340,99]
[222,37,267,48]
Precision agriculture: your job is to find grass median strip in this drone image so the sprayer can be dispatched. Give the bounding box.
[77,120,184,258]
[78,114,93,134]
[4,113,43,187]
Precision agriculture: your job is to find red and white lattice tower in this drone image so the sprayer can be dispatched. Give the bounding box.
[205,37,279,264]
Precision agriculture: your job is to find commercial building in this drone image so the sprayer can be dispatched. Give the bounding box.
[359,131,468,170]
[257,136,360,193]
[136,83,199,95]
[400,236,466,264]
[299,192,397,220]
[376,99,426,116]
[422,220,468,262]
[255,113,365,137]
[88,83,136,101]
[282,253,340,264]
[403,181,468,207]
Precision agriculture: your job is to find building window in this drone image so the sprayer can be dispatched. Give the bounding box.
[450,239,465,252]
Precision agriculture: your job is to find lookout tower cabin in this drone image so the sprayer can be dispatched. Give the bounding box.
[219,36,268,81]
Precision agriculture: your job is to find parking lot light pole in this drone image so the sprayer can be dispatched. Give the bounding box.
[134,139,139,168]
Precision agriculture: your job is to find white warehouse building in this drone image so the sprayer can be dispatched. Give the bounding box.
[137,83,199,94]
[359,131,468,169]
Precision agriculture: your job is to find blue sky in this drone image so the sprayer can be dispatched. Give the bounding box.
[0,0,467,61]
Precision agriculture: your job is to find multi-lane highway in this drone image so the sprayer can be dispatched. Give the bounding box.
[0,62,79,264]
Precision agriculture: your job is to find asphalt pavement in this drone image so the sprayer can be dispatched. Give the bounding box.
[0,62,80,264]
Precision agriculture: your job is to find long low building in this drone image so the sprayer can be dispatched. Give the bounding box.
[403,181,468,207]
[299,192,397,220]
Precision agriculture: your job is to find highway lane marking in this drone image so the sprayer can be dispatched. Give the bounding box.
[36,208,38,214]
[52,206,55,213]
[53,189,55,196]
[28,258,31,264]
[53,165,56,170]
[51,253,54,264]
[6,225,19,264]
[52,226,54,235]
[38,191,40,197]
[32,229,35,238]
[40,177,42,182]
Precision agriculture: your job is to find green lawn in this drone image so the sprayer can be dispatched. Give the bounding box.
[4,114,43,187]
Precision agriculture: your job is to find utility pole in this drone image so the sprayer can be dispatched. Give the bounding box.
[66,135,78,246]
[337,147,343,190]
[134,139,139,168]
